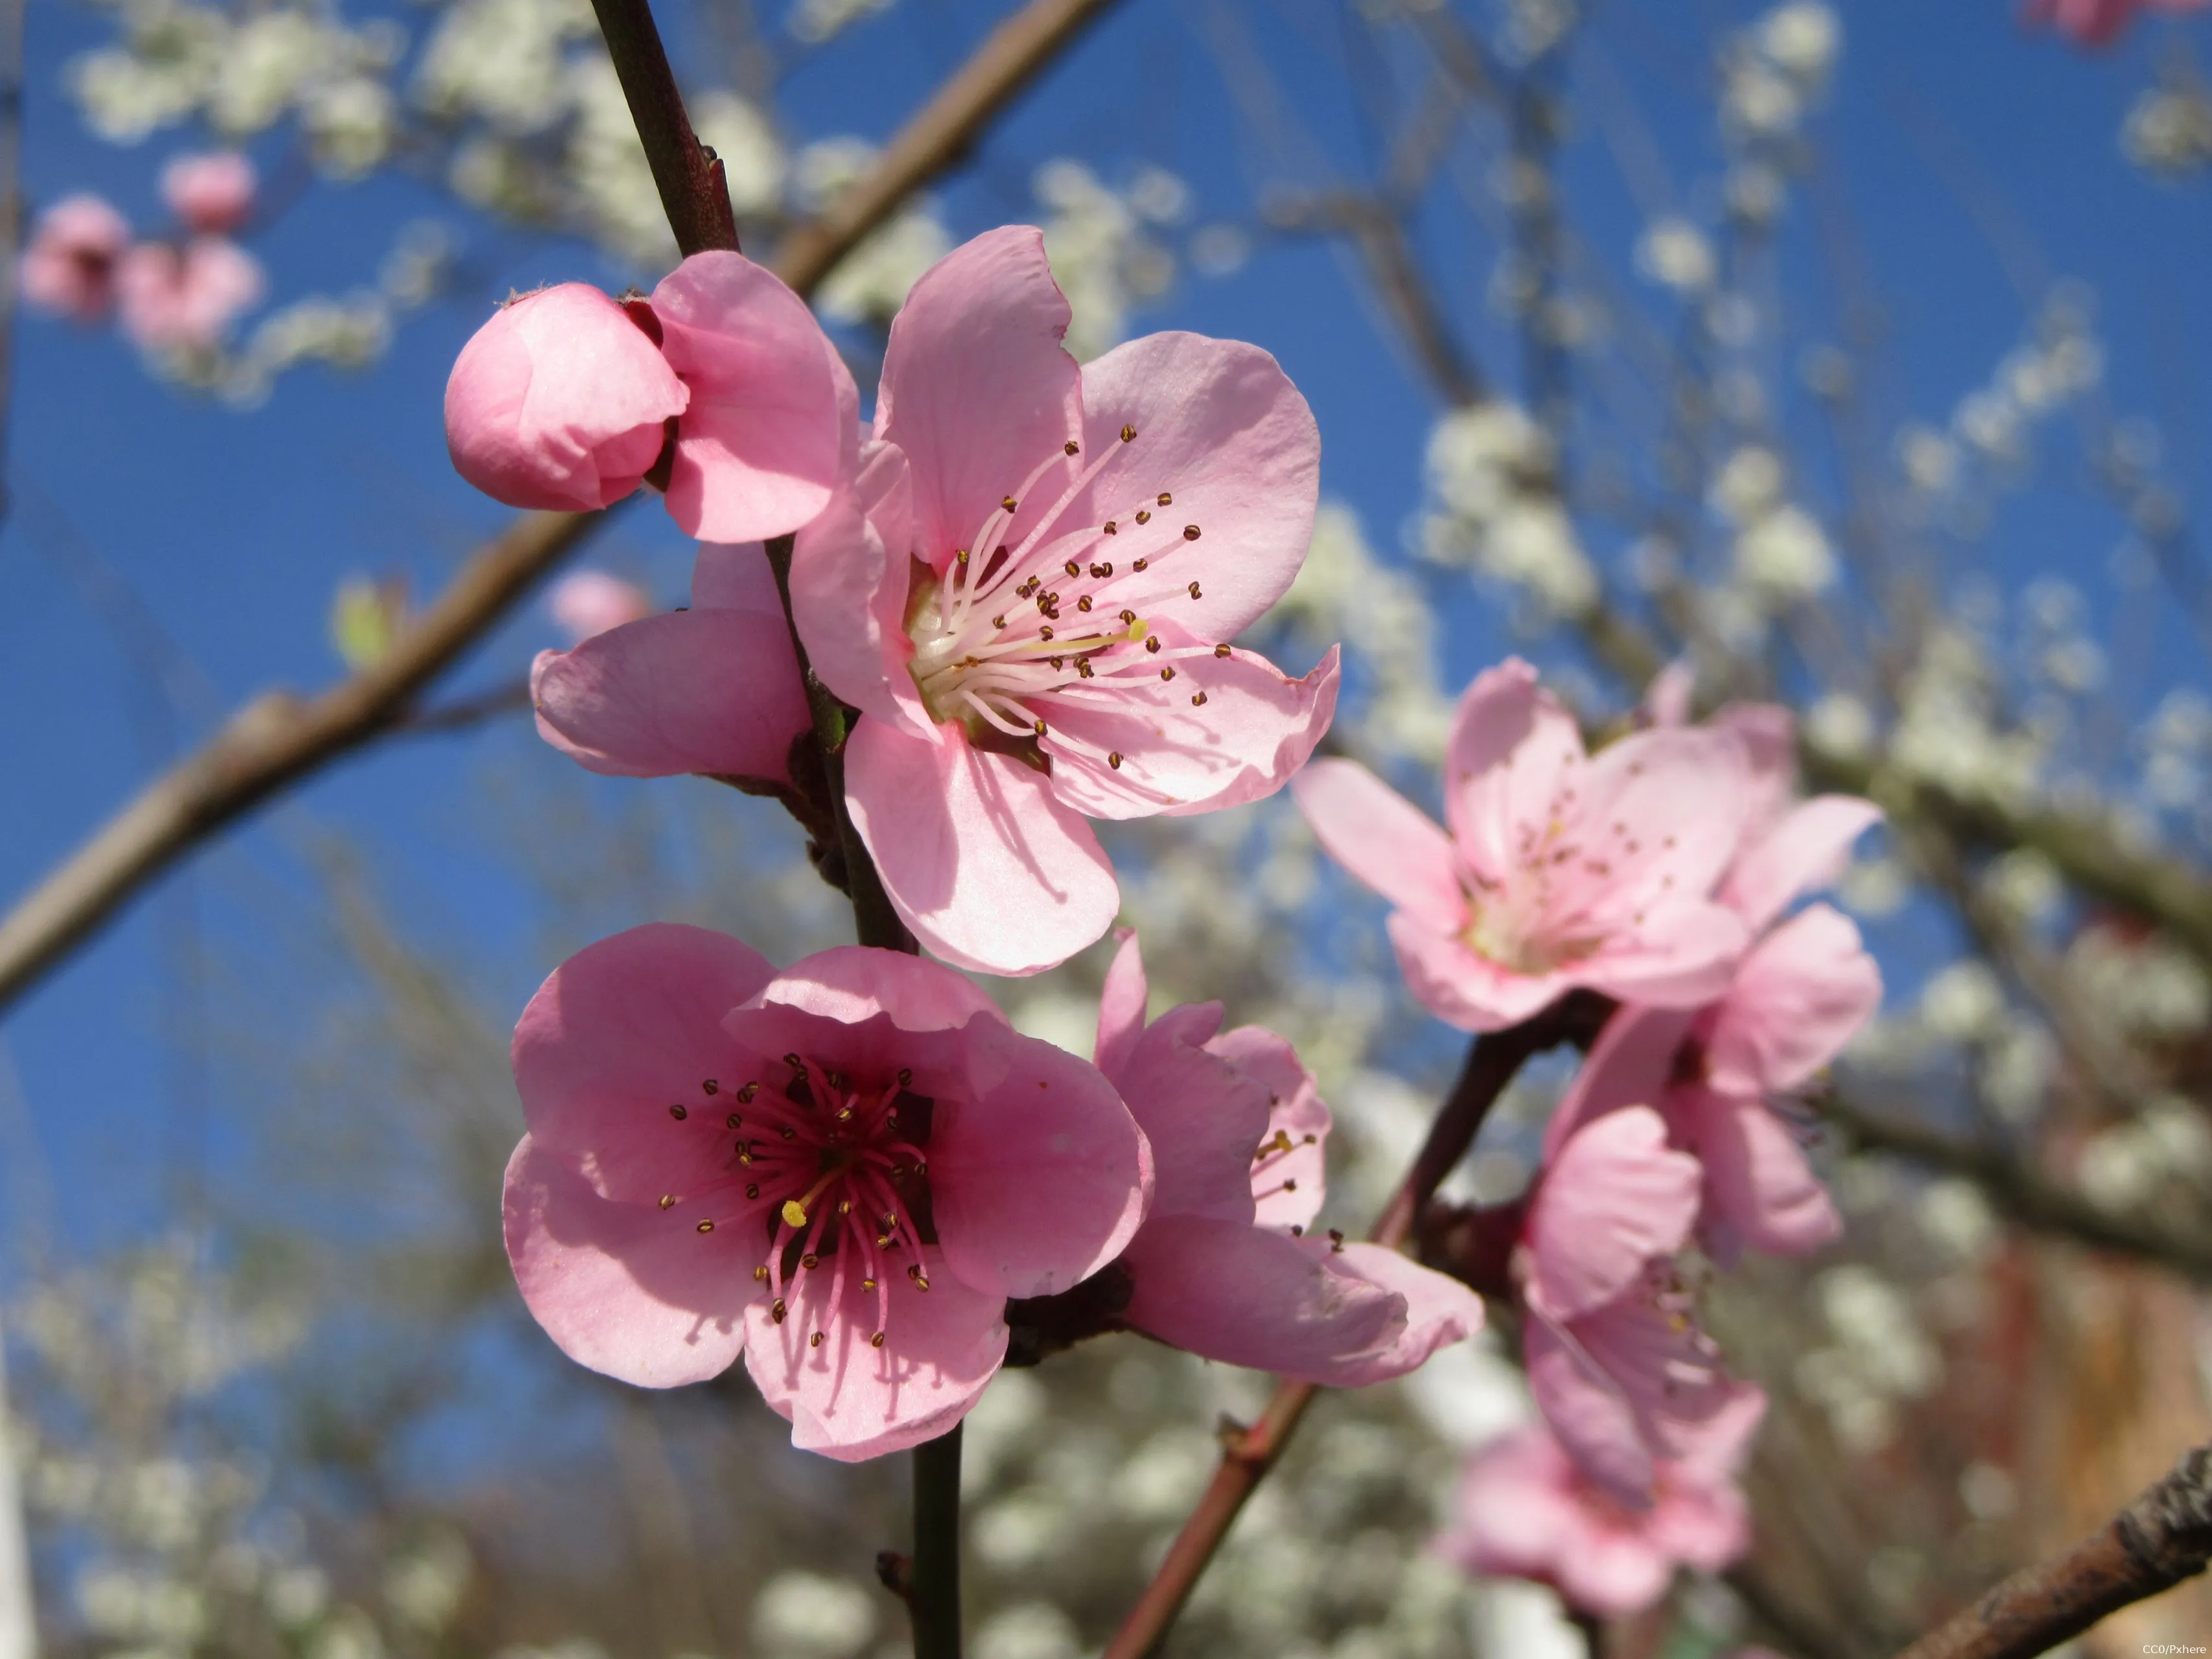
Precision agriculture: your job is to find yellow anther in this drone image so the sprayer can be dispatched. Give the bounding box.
[782,1200,809,1227]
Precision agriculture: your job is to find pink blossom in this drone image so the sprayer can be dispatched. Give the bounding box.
[1294,660,1753,1032]
[1434,1393,1762,1619]
[20,195,131,322]
[548,570,653,644]
[784,226,1340,975]
[115,237,264,351]
[502,923,1152,1461]
[443,252,843,540]
[1520,1106,1763,1505]
[161,152,256,234]
[2027,0,2209,47]
[1093,931,1483,1382]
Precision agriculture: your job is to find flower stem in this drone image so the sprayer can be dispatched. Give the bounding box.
[585,0,737,256]
[910,1426,964,1659]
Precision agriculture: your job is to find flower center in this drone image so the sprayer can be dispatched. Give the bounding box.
[1456,774,1626,975]
[654,1056,936,1351]
[899,425,1222,793]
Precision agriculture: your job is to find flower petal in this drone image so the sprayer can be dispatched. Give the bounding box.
[928,1019,1152,1298]
[504,1135,754,1387]
[875,226,1083,569]
[1093,927,1149,1081]
[1528,1108,1701,1322]
[1443,659,1586,884]
[1111,1006,1268,1226]
[1574,899,1751,1012]
[1705,903,1881,1094]
[531,609,809,783]
[1320,1242,1485,1384]
[845,717,1119,977]
[1541,1005,1696,1163]
[1524,1310,1657,1507]
[652,250,844,541]
[1042,634,1338,821]
[1292,757,1465,925]
[1555,726,1750,935]
[690,540,784,614]
[758,944,1008,1035]
[1054,331,1320,640]
[1721,795,1883,933]
[789,441,937,737]
[1120,1215,1408,1382]
[1209,1023,1332,1230]
[511,922,776,1199]
[1675,1085,1839,1257]
[1385,913,1568,1032]
[743,1243,1008,1462]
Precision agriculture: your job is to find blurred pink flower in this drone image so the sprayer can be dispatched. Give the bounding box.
[781,226,1338,975]
[161,152,256,234]
[115,237,264,351]
[1294,659,1753,1032]
[443,253,843,540]
[1093,930,1483,1383]
[2027,0,2209,47]
[1435,1394,1762,1619]
[20,195,131,322]
[548,570,652,644]
[1520,1105,1763,1506]
[502,923,1152,1461]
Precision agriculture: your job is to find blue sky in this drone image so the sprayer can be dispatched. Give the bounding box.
[1,0,2206,1253]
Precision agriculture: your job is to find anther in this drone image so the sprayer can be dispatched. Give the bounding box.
[1001,495,1018,512]
[782,1052,803,1069]
[1040,625,1054,640]
[801,1253,819,1270]
[809,1331,825,1348]
[658,1194,675,1209]
[1049,655,1064,668]
[1133,558,1148,571]
[771,1299,787,1323]
[870,1332,886,1348]
[1119,609,1137,624]
[738,1082,760,1102]
[1160,667,1175,681]
[1158,491,1172,505]
[897,1068,912,1085]
[1104,521,1118,535]
[862,1277,877,1291]
[1091,562,1112,577]
[668,1104,688,1120]
[702,1080,718,1095]
[1064,560,1080,577]
[1064,439,1080,455]
[754,1265,769,1281]
[1327,1228,1345,1253]
[779,1126,797,1140]
[695,1220,714,1234]
[1213,644,1231,659]
[1191,692,1207,706]
[1077,596,1093,612]
[1188,581,1203,599]
[1108,752,1124,769]
[745,1183,760,1200]
[839,1200,852,1216]
[991,614,1006,629]
[955,548,970,564]
[1032,718,1047,736]
[1145,636,1161,655]
[1120,424,1137,442]
[1077,658,1095,679]
[1183,525,1201,540]
[1135,510,1150,525]
[1281,1179,1296,1192]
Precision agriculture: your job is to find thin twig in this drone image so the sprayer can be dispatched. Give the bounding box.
[0,0,1126,1017]
[587,0,738,255]
[1101,997,1603,1659]
[1891,1441,2212,1659]
[910,1424,963,1659]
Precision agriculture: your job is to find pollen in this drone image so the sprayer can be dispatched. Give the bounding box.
[1134,510,1150,525]
[1077,596,1093,612]
[1213,644,1231,658]
[1108,752,1124,769]
[1063,439,1079,455]
[782,1199,809,1227]
[1064,560,1080,577]
[1183,525,1201,540]
[1191,691,1207,706]
[1120,424,1137,442]
[658,1194,675,1209]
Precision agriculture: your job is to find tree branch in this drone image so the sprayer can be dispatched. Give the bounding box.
[0,0,1127,1017]
[1892,1441,2212,1659]
[1100,993,1607,1659]
[588,0,736,255]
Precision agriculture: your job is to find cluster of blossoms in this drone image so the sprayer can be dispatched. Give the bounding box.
[441,198,1883,1625]
[1296,663,1882,1618]
[20,153,263,354]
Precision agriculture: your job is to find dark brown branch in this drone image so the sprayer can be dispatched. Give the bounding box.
[0,0,1129,1017]
[1892,1441,2212,1659]
[1100,994,1607,1659]
[587,0,738,255]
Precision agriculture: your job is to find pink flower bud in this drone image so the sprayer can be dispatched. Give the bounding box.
[161,152,256,235]
[443,284,690,515]
[115,237,264,351]
[20,194,130,322]
[549,570,652,643]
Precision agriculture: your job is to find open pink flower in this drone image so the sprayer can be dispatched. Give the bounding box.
[1520,1106,1762,1505]
[502,923,1152,1461]
[2027,0,2208,46]
[784,226,1339,975]
[1435,1392,1763,1619]
[443,252,842,540]
[1093,931,1482,1382]
[548,570,653,644]
[115,237,263,350]
[21,195,131,321]
[1294,659,1752,1031]
[161,152,255,234]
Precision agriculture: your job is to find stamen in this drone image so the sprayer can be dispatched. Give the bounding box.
[668,1104,688,1121]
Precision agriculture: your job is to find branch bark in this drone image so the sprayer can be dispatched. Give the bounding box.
[588,0,737,255]
[1100,994,1606,1659]
[0,0,1126,1017]
[1892,1441,2212,1659]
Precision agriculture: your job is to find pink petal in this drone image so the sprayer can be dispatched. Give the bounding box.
[1644,1479,1752,1577]
[1676,1085,1839,1257]
[690,540,785,614]
[443,284,685,513]
[875,226,1083,570]
[1443,659,1586,883]
[1209,1024,1332,1230]
[1385,913,1568,1032]
[1660,1380,1767,1485]
[743,1242,1008,1462]
[758,943,1007,1035]
[504,1135,754,1387]
[1574,899,1752,1011]
[1528,1108,1701,1321]
[530,609,809,783]
[1110,1005,1269,1226]
[927,1019,1152,1298]
[511,922,776,1200]
[1551,1299,1762,1505]
[1292,758,1465,925]
[1051,331,1321,640]
[844,717,1119,977]
[162,150,255,234]
[651,251,844,542]
[1042,634,1340,821]
[1320,1242,1485,1383]
[788,441,936,738]
[1549,726,1749,940]
[1524,1312,1657,1507]
[1721,795,1883,933]
[1541,1005,1696,1163]
[1119,1216,1408,1382]
[1705,903,1881,1094]
[1714,701,1797,839]
[1093,927,1150,1081]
